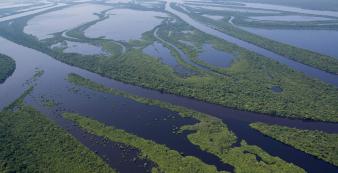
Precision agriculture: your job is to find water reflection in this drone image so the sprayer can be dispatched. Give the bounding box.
[199,44,234,68]
[0,36,231,172]
[242,27,338,58]
[24,3,109,39]
[52,41,107,55]
[85,9,167,41]
[143,41,191,75]
[1,35,338,173]
[166,3,338,86]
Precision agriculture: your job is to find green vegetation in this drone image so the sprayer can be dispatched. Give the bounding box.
[33,68,44,78]
[0,54,15,83]
[0,4,333,172]
[63,112,224,173]
[67,73,305,173]
[1,5,338,123]
[157,19,338,122]
[0,89,116,173]
[189,6,338,30]
[40,95,58,108]
[63,24,338,122]
[238,0,338,11]
[22,68,45,87]
[174,4,338,74]
[251,122,338,167]
[229,15,338,30]
[181,122,304,173]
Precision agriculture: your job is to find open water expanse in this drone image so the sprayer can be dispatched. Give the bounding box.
[1,0,338,172]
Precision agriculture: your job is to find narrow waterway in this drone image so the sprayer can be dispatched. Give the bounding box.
[0,36,337,172]
[154,27,223,76]
[154,27,210,72]
[165,2,338,87]
[0,37,233,172]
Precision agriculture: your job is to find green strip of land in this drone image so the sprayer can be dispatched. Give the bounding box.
[1,9,338,122]
[176,5,338,74]
[157,20,338,122]
[0,54,15,83]
[0,89,116,173]
[251,122,338,167]
[63,31,338,122]
[181,122,305,173]
[67,73,305,173]
[63,112,224,173]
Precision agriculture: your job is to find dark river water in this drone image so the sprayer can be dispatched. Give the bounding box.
[143,41,192,75]
[153,27,212,73]
[1,35,338,172]
[0,1,338,172]
[0,37,232,172]
[166,3,338,87]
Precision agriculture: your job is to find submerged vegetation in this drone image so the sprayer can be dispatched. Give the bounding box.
[67,73,305,173]
[251,122,338,167]
[0,89,116,173]
[0,54,15,83]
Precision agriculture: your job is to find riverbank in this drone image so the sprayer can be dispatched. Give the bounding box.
[0,54,15,83]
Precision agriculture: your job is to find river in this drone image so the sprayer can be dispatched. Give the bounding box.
[165,2,338,87]
[1,35,338,172]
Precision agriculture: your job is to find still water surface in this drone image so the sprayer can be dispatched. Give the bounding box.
[52,41,107,55]
[198,44,234,68]
[24,3,109,39]
[166,3,338,86]
[85,9,167,41]
[242,27,338,58]
[1,35,338,172]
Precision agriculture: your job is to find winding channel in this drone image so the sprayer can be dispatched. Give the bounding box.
[153,27,223,76]
[165,2,338,87]
[154,27,208,72]
[0,36,338,172]
[0,37,232,172]
[0,2,337,172]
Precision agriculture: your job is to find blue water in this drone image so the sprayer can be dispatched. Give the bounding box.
[199,44,234,68]
[242,27,338,59]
